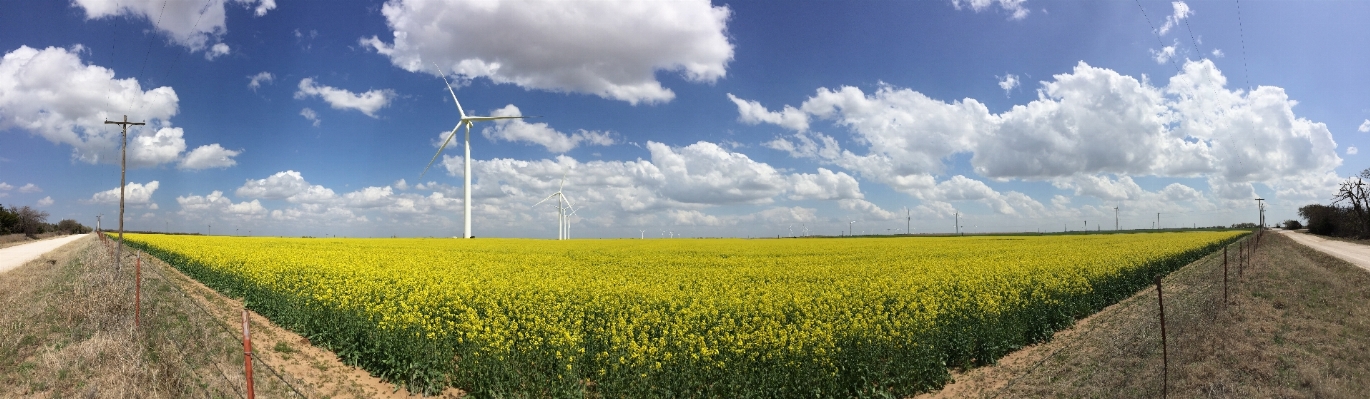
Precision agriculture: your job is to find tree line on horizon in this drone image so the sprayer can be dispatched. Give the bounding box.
[0,203,91,238]
[1295,167,1370,238]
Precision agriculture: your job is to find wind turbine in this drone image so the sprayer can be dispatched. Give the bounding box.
[422,64,530,239]
[534,173,575,240]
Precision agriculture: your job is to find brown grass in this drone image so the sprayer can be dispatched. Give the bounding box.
[0,232,67,250]
[919,231,1370,398]
[0,234,462,398]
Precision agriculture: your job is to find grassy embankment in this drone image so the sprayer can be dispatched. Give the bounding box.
[924,230,1370,398]
[0,236,435,398]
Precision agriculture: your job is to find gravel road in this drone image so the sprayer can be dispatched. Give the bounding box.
[1278,229,1370,273]
[0,234,88,274]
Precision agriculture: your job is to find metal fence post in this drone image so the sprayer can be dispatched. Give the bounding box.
[242,309,256,399]
[1155,275,1168,399]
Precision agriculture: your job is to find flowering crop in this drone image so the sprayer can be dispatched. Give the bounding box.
[121,231,1243,397]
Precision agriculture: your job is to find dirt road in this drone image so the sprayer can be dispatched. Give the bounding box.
[0,233,88,274]
[1278,229,1370,273]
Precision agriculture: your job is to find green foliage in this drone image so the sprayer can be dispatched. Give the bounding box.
[1300,204,1357,237]
[1282,219,1303,230]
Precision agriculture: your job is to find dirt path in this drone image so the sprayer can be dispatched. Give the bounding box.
[1278,229,1370,273]
[0,233,88,274]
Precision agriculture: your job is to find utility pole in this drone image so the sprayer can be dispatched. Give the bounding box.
[1114,206,1119,231]
[1254,198,1265,229]
[104,115,145,271]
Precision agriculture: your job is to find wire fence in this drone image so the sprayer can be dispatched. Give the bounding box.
[94,231,311,398]
[990,229,1265,398]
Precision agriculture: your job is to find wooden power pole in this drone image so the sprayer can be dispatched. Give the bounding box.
[104,115,145,271]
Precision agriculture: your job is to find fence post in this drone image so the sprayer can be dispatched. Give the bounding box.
[135,255,141,328]
[1223,246,1228,305]
[242,309,256,399]
[1155,275,1168,399]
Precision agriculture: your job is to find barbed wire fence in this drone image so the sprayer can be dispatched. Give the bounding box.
[94,231,312,398]
[992,229,1265,398]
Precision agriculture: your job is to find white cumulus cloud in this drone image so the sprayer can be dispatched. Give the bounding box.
[247,72,274,91]
[748,59,1340,203]
[176,190,266,219]
[1359,119,1369,133]
[361,0,734,105]
[295,78,394,118]
[1158,1,1193,36]
[479,105,615,153]
[1349,146,1359,155]
[300,108,320,126]
[950,0,1030,20]
[997,74,1020,96]
[0,46,190,167]
[727,94,809,131]
[73,0,274,53]
[89,181,159,206]
[18,183,42,194]
[205,43,230,60]
[1152,44,1177,64]
[235,170,337,204]
[180,144,241,170]
[36,196,54,207]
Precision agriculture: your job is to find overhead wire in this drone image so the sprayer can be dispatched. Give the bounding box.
[1133,0,1183,74]
[160,0,216,85]
[1234,0,1253,91]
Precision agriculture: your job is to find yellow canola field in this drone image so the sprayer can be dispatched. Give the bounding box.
[122,231,1244,397]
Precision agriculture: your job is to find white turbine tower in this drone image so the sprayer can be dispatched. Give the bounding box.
[535,173,575,240]
[422,64,529,239]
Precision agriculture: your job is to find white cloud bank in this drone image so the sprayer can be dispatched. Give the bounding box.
[741,59,1341,204]
[361,0,734,105]
[0,46,237,169]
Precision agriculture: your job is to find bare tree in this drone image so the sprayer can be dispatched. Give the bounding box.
[1332,168,1370,238]
[8,205,50,237]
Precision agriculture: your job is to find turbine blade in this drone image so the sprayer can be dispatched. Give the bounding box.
[463,116,528,122]
[421,125,462,179]
[534,193,558,207]
[433,63,466,118]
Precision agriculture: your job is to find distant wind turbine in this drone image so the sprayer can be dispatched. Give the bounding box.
[422,64,531,239]
[534,173,575,240]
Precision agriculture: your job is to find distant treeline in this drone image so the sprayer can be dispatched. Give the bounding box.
[1299,204,1364,238]
[0,203,91,237]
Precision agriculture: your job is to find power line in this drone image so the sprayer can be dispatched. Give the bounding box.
[1134,0,1182,73]
[160,0,216,84]
[1234,0,1253,91]
[135,0,168,82]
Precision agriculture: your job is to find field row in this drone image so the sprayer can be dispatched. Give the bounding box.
[121,231,1245,397]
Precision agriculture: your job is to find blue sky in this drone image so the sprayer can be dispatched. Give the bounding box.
[1,0,1366,238]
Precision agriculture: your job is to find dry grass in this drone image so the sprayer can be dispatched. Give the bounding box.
[0,232,67,250]
[0,234,462,398]
[920,231,1370,398]
[0,236,306,397]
